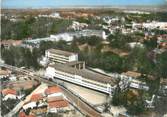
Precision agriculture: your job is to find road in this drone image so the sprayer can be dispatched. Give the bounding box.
[0,63,102,117]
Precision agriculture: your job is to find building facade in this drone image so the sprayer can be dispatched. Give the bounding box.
[45,63,117,95]
[45,49,78,64]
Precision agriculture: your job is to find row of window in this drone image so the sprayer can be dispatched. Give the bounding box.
[54,73,110,93]
[48,53,69,59]
[54,70,111,89]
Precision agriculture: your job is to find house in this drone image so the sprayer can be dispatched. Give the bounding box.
[48,100,69,108]
[45,86,62,96]
[30,93,44,102]
[69,21,88,31]
[19,111,35,117]
[3,94,17,101]
[44,86,69,113]
[2,88,17,96]
[23,102,37,110]
[2,88,17,100]
[48,100,69,113]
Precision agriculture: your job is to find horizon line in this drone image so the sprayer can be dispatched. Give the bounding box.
[2,4,167,9]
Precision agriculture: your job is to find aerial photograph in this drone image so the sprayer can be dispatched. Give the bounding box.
[0,0,167,117]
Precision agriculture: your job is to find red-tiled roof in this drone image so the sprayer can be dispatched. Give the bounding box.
[47,96,63,102]
[2,88,17,95]
[45,86,62,95]
[19,112,35,117]
[30,93,43,102]
[19,112,26,117]
[27,115,35,117]
[48,100,68,108]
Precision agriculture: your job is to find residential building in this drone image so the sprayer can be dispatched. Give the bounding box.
[2,88,17,100]
[68,21,88,31]
[45,49,78,64]
[2,88,17,96]
[23,102,37,110]
[30,93,44,102]
[19,111,35,117]
[3,94,17,101]
[48,100,69,113]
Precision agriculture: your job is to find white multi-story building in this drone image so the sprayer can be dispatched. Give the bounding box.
[45,63,118,95]
[22,29,107,48]
[45,49,78,64]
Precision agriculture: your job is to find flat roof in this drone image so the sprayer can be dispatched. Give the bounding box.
[49,63,116,85]
[122,71,141,78]
[47,49,77,57]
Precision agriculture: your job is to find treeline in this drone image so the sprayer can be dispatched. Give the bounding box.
[1,46,40,69]
[1,40,74,70]
[1,35,167,78]
[1,16,72,40]
[125,12,167,23]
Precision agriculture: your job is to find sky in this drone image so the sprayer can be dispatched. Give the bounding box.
[2,0,167,9]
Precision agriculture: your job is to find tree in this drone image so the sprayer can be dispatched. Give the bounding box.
[32,48,41,70]
[99,52,124,72]
[126,90,146,115]
[111,78,126,106]
[154,96,167,116]
[107,31,133,50]
[156,51,167,78]
[127,99,145,115]
[144,36,157,49]
[39,41,54,55]
[70,39,80,52]
[125,47,155,74]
